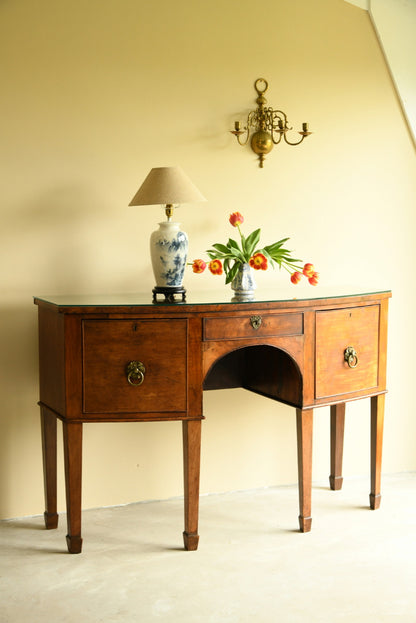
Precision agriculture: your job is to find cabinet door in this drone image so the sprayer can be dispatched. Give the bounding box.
[82,319,187,415]
[315,305,379,399]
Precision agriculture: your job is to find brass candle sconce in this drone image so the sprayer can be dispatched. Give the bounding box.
[230,78,312,168]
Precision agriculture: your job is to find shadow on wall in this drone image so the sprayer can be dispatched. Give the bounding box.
[0,304,41,517]
[2,182,146,299]
[0,183,144,517]
[2,184,101,296]
[0,185,102,515]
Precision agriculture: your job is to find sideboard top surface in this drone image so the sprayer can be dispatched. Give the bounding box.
[34,287,391,313]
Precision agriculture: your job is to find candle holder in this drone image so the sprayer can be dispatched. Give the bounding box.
[230,78,312,168]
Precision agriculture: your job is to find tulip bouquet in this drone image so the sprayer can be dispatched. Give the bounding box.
[190,212,318,286]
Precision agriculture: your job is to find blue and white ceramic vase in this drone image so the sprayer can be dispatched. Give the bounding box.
[231,262,256,301]
[150,221,188,289]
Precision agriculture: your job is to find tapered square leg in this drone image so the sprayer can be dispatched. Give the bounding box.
[329,403,346,491]
[182,419,201,550]
[40,406,59,529]
[296,408,313,532]
[370,394,385,510]
[63,421,83,553]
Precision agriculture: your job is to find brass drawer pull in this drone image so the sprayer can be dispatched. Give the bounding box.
[126,361,146,386]
[250,315,262,330]
[344,347,358,369]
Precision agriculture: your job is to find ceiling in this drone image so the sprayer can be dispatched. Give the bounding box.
[343,0,369,8]
[343,0,416,146]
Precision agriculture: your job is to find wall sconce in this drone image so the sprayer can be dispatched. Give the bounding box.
[230,78,312,168]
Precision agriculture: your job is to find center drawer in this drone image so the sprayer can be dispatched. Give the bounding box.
[82,319,187,414]
[203,312,303,341]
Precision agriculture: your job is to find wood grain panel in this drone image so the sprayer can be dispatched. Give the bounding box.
[38,308,65,414]
[82,319,187,414]
[315,305,379,399]
[203,313,303,341]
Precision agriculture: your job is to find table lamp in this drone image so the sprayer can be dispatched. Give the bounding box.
[129,166,206,302]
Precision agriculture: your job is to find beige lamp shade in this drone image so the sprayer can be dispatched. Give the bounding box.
[129,166,206,206]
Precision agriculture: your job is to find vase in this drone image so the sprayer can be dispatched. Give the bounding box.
[231,262,256,301]
[150,221,188,289]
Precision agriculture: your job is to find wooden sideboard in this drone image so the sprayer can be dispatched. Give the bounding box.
[34,288,391,553]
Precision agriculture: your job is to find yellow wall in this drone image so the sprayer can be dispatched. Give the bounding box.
[1,0,415,519]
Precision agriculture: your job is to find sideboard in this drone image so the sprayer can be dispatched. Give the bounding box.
[34,288,391,553]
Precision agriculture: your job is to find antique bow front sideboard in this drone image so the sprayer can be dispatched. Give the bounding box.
[34,288,391,553]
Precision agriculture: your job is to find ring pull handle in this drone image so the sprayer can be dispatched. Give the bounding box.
[250,315,262,330]
[344,347,358,369]
[126,361,146,386]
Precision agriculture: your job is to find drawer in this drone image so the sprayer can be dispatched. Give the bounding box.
[203,312,303,341]
[82,319,187,414]
[315,305,379,399]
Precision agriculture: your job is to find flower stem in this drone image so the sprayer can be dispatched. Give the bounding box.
[280,261,303,274]
[236,224,248,262]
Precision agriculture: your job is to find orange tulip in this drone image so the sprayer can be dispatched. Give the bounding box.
[303,263,315,278]
[208,259,223,275]
[290,271,302,284]
[249,253,268,271]
[191,259,206,274]
[229,212,244,227]
[308,272,319,286]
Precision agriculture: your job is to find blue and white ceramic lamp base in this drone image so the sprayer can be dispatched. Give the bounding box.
[150,221,188,300]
